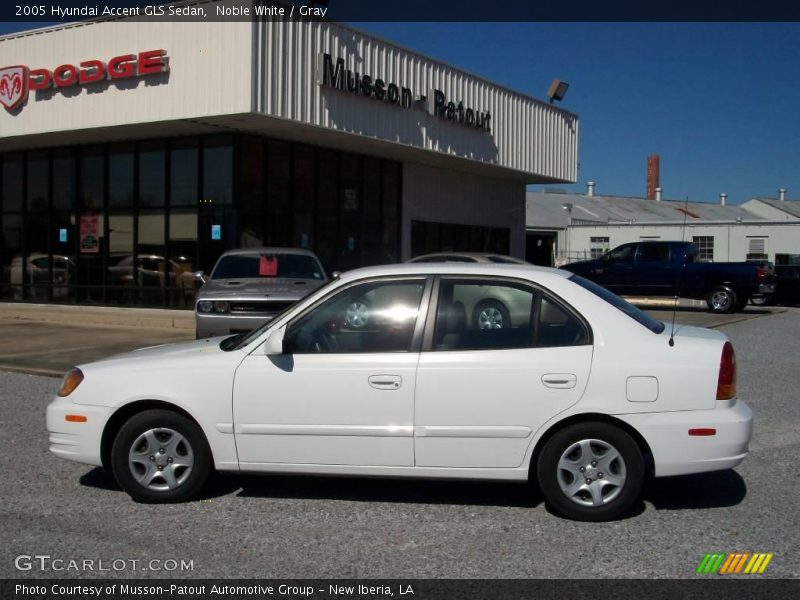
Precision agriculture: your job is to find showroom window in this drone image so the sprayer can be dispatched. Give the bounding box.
[411,221,510,257]
[692,236,714,262]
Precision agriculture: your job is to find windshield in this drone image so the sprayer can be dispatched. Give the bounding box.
[570,274,665,334]
[211,253,325,280]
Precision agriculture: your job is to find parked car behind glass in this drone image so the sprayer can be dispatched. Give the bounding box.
[194,247,327,338]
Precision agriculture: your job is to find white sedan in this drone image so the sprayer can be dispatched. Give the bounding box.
[47,263,752,521]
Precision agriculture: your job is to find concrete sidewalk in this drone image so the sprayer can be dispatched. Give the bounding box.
[0,302,194,330]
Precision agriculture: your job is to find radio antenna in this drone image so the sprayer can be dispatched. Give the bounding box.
[668,195,690,347]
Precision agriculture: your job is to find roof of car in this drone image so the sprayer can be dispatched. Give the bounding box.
[337,262,572,281]
[408,252,528,263]
[219,247,320,257]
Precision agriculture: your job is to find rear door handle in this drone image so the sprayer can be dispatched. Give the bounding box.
[542,373,577,389]
[368,375,402,390]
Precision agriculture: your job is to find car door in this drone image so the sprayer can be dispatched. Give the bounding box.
[414,277,593,468]
[232,276,431,467]
[630,242,674,294]
[597,243,637,294]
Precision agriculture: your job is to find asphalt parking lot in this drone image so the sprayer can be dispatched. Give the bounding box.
[0,305,798,579]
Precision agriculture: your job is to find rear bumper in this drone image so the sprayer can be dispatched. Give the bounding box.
[46,396,111,467]
[617,400,753,477]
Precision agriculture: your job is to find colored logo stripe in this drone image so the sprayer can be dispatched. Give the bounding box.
[697,552,773,575]
[697,553,726,574]
[744,553,773,574]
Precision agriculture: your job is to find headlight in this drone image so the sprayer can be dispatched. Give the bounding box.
[197,300,229,313]
[58,368,84,397]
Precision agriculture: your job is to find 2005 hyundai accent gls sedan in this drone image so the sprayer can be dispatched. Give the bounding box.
[47,263,752,521]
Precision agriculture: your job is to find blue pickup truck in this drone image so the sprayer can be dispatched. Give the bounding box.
[561,241,767,313]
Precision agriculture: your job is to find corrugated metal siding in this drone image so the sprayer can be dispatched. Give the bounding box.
[253,20,578,182]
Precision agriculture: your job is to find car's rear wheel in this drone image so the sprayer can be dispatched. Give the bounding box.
[537,422,644,521]
[707,285,737,314]
[473,300,511,329]
[111,409,211,503]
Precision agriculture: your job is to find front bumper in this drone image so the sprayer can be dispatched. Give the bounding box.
[46,396,111,467]
[195,312,275,338]
[617,399,753,477]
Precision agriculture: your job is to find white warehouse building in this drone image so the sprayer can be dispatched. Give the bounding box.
[525,186,800,267]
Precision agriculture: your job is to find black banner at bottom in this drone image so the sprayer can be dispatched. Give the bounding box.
[3,579,799,600]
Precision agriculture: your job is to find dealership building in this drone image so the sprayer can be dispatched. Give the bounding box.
[0,1,578,307]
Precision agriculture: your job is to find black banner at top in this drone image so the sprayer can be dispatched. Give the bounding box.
[1,0,800,23]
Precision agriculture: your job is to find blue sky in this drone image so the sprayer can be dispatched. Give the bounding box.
[2,21,799,204]
[356,23,800,204]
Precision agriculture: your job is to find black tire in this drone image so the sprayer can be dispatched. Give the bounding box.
[706,285,738,314]
[111,409,212,503]
[537,422,645,521]
[734,298,749,312]
[472,299,511,329]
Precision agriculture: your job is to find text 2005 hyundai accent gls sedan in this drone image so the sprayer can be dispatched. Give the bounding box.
[47,264,752,521]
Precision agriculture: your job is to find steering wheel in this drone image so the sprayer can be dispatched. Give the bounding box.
[308,327,338,353]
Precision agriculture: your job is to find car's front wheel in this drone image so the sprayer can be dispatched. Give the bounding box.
[111,409,211,503]
[537,422,644,521]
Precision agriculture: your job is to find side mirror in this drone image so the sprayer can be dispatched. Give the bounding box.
[193,270,207,284]
[262,325,286,356]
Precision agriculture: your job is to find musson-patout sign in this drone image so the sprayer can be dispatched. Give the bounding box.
[0,49,168,113]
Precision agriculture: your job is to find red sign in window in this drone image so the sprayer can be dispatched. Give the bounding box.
[259,255,278,277]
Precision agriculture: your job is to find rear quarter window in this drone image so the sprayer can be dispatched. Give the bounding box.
[570,274,665,334]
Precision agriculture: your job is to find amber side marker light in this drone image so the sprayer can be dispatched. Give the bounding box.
[65,414,87,423]
[58,368,84,397]
[716,342,736,400]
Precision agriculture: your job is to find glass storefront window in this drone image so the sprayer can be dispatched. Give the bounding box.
[2,153,24,212]
[0,214,23,300]
[80,146,104,211]
[317,149,338,214]
[52,149,76,212]
[382,161,400,219]
[240,136,265,246]
[108,144,134,208]
[139,140,166,207]
[340,154,360,213]
[267,140,290,211]
[203,136,233,207]
[170,138,198,207]
[1,134,403,306]
[293,145,315,212]
[27,151,49,213]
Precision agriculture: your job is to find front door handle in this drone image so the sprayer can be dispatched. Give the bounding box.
[368,375,402,390]
[542,373,577,389]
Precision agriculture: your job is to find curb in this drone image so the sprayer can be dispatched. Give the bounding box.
[0,302,195,331]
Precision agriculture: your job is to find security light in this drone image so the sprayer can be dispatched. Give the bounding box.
[548,79,570,104]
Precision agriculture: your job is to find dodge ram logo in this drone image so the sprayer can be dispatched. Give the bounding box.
[0,65,29,111]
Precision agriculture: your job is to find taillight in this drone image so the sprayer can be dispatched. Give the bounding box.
[756,266,766,282]
[716,342,736,400]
